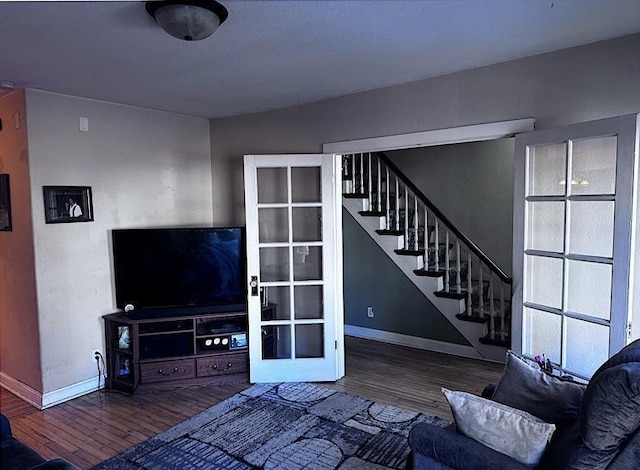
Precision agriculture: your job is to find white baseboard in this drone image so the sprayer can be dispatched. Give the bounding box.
[344,324,484,360]
[42,375,105,409]
[0,371,105,410]
[0,372,43,409]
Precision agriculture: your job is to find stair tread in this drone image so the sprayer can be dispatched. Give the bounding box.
[436,290,467,300]
[343,193,367,199]
[479,335,510,347]
[358,210,386,217]
[413,269,446,278]
[455,313,491,323]
[376,229,405,236]
[394,249,423,256]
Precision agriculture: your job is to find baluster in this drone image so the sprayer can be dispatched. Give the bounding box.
[444,229,450,291]
[377,157,382,212]
[423,206,429,269]
[404,186,409,249]
[385,167,390,229]
[359,153,364,196]
[434,218,440,271]
[350,154,355,193]
[478,263,484,318]
[489,277,495,339]
[394,176,400,231]
[413,194,420,251]
[466,252,472,316]
[367,153,373,210]
[500,281,506,340]
[455,239,461,294]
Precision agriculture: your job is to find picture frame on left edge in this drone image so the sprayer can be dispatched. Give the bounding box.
[43,186,94,224]
[0,174,12,231]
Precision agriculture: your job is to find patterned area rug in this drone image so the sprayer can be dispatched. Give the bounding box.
[90,382,449,469]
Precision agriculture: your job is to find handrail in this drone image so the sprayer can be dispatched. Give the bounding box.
[377,152,511,283]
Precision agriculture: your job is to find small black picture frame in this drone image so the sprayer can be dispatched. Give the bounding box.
[43,186,94,224]
[0,174,12,231]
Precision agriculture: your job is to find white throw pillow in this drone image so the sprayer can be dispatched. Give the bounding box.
[442,388,556,466]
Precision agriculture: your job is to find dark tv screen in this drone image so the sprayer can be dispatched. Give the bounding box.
[112,227,246,311]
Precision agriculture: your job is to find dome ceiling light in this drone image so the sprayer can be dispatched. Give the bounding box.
[145,0,228,41]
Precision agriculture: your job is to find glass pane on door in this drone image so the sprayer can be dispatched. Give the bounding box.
[259,208,289,243]
[295,324,324,358]
[260,247,289,282]
[565,318,609,377]
[261,286,290,321]
[262,325,291,359]
[528,143,566,196]
[571,136,617,195]
[523,307,561,364]
[524,255,563,309]
[257,168,288,203]
[566,260,612,320]
[526,201,564,252]
[568,201,614,258]
[292,167,322,202]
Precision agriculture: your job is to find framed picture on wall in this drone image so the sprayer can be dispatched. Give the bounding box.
[43,186,94,224]
[0,174,12,231]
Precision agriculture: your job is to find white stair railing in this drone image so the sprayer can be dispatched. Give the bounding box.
[342,152,511,343]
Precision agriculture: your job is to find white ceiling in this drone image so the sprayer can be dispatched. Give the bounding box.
[1,0,640,119]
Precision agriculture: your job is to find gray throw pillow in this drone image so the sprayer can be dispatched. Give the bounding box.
[491,351,585,429]
[442,388,556,466]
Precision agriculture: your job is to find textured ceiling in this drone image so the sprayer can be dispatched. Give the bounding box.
[1,0,640,118]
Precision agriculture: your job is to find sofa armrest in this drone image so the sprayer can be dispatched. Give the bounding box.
[1,414,12,438]
[408,423,533,470]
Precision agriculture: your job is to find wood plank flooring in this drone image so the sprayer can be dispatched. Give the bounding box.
[0,336,504,469]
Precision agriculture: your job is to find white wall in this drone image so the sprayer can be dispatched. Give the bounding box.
[25,90,213,395]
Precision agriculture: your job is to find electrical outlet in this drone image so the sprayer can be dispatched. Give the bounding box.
[92,349,101,362]
[367,306,374,318]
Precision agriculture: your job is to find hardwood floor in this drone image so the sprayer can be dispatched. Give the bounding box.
[0,336,504,469]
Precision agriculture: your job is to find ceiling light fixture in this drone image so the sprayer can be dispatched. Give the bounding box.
[145,0,228,41]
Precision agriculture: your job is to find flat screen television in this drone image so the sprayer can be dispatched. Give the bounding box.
[112,227,246,317]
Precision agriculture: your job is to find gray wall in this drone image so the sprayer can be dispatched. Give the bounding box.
[387,138,515,276]
[344,210,468,344]
[210,33,640,340]
[25,90,213,394]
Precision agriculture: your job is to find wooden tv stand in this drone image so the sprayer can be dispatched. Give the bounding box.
[103,310,248,393]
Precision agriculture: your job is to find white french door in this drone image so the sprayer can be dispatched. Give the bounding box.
[243,154,344,382]
[513,114,639,379]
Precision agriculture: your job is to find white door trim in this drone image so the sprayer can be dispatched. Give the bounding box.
[323,118,535,154]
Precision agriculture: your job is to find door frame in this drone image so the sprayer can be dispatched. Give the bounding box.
[323,119,535,354]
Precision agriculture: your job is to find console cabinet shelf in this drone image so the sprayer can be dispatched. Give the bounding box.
[103,310,248,393]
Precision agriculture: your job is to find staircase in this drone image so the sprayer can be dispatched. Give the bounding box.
[342,152,511,362]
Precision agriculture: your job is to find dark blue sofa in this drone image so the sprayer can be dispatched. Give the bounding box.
[1,413,78,470]
[408,339,640,469]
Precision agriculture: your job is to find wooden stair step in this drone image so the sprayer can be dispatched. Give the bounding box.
[479,335,510,348]
[376,229,405,236]
[436,290,466,300]
[343,193,368,199]
[395,249,422,256]
[413,269,446,278]
[358,210,386,217]
[455,313,490,323]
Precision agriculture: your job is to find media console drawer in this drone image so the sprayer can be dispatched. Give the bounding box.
[140,358,196,383]
[197,354,247,377]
